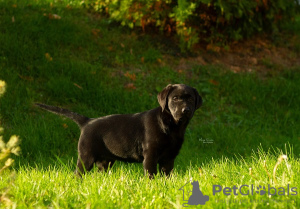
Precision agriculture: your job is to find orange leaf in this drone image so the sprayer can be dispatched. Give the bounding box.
[91,29,100,36]
[48,13,61,20]
[206,44,220,53]
[124,71,136,81]
[45,53,53,61]
[209,79,219,86]
[73,83,83,89]
[124,83,136,90]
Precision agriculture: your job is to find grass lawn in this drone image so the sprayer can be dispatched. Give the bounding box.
[0,0,300,208]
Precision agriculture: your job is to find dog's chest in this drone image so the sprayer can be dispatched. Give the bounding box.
[158,134,184,158]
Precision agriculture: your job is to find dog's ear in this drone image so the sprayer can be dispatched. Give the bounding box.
[157,84,174,112]
[193,88,202,109]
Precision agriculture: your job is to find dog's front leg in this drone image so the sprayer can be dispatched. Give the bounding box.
[159,159,174,176]
[143,154,158,179]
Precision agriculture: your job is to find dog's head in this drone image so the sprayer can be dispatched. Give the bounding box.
[157,84,202,124]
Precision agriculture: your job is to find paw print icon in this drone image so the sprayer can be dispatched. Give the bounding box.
[256,185,266,195]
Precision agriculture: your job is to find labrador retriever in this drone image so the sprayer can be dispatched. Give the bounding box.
[35,84,202,178]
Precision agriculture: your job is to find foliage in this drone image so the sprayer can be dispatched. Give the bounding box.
[89,0,297,50]
[0,135,21,173]
[0,81,21,207]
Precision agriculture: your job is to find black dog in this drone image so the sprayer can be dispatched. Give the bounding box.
[36,84,202,178]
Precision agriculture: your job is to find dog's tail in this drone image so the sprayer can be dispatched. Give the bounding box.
[35,103,90,128]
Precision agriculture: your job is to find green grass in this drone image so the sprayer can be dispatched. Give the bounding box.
[0,0,300,208]
[1,148,300,208]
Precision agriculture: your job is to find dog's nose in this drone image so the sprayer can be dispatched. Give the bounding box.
[182,107,190,114]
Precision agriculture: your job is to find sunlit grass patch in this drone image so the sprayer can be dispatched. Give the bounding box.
[4,147,298,208]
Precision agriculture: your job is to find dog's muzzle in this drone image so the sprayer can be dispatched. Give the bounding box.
[176,107,193,123]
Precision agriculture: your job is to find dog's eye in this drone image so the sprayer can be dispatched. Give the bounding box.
[173,96,178,101]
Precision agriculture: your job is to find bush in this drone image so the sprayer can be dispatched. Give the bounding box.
[0,81,21,207]
[89,0,297,50]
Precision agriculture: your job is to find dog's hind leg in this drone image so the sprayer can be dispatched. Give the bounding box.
[75,155,95,177]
